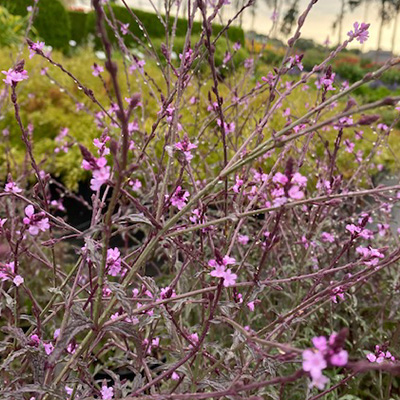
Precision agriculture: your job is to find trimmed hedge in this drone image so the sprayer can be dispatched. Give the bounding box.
[84,5,245,49]
[1,1,244,52]
[69,10,88,45]
[0,0,71,51]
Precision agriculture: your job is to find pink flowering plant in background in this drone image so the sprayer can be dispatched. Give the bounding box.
[1,0,400,399]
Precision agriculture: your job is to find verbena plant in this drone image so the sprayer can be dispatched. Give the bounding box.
[1,0,400,399]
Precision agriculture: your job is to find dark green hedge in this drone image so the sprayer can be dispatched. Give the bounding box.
[69,10,88,45]
[1,1,244,52]
[84,5,245,49]
[0,0,71,51]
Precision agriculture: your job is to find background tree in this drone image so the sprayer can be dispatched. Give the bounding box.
[280,0,299,36]
[390,0,400,54]
[376,0,394,51]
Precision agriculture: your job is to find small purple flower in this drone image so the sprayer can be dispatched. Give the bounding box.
[302,349,327,379]
[92,63,104,77]
[101,384,114,400]
[28,41,45,59]
[2,68,29,85]
[168,186,190,210]
[347,22,369,44]
[120,23,129,35]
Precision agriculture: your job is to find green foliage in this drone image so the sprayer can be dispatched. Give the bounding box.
[69,10,88,46]
[0,0,71,51]
[260,47,285,66]
[335,62,364,82]
[354,85,393,102]
[380,67,400,86]
[302,48,326,71]
[0,6,27,47]
[294,37,324,52]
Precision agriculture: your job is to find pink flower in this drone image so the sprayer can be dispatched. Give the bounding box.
[288,185,304,200]
[273,172,288,185]
[65,386,73,396]
[344,139,355,153]
[302,349,327,378]
[210,263,226,278]
[23,205,50,236]
[209,256,236,283]
[129,179,142,191]
[366,353,376,362]
[168,186,190,210]
[160,286,176,299]
[222,269,237,287]
[310,374,329,390]
[346,224,361,235]
[171,372,180,380]
[233,42,241,51]
[223,51,232,64]
[92,63,104,77]
[43,342,54,355]
[223,255,236,265]
[101,385,114,400]
[330,350,348,366]
[247,301,255,311]
[0,262,14,281]
[93,136,110,156]
[129,60,145,74]
[312,336,328,353]
[107,247,121,276]
[175,137,197,162]
[13,275,24,287]
[120,23,129,35]
[216,119,235,134]
[347,22,369,44]
[90,165,111,191]
[2,68,29,85]
[179,48,194,63]
[244,58,253,69]
[232,176,244,193]
[28,41,45,59]
[5,181,22,194]
[238,234,249,245]
[30,334,41,345]
[321,232,334,243]
[331,286,345,303]
[189,333,199,344]
[292,172,307,186]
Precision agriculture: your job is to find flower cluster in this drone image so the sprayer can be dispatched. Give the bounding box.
[175,135,197,162]
[2,66,29,85]
[107,247,122,276]
[366,344,395,363]
[80,146,111,191]
[167,186,190,210]
[347,21,370,44]
[23,205,50,236]
[302,331,348,390]
[0,261,24,287]
[209,255,237,287]
[28,41,45,59]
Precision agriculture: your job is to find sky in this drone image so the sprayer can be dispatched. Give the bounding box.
[74,0,399,53]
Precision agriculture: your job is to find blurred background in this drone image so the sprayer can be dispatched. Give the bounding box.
[67,0,400,55]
